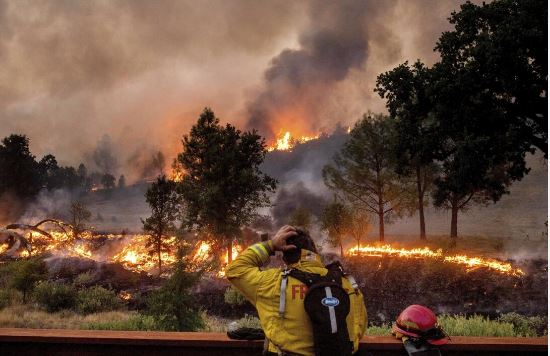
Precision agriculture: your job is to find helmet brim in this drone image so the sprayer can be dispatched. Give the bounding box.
[392,323,449,345]
[392,323,420,338]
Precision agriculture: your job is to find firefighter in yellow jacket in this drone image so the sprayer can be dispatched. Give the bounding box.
[226,225,367,355]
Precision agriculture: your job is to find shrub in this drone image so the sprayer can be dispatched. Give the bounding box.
[498,312,547,337]
[224,286,247,306]
[232,314,261,329]
[76,286,122,314]
[8,257,47,303]
[33,281,77,312]
[438,314,515,337]
[366,324,391,336]
[73,271,95,287]
[144,260,204,331]
[86,314,158,331]
[0,289,19,309]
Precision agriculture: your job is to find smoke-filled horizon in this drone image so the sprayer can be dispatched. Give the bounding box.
[0,0,475,182]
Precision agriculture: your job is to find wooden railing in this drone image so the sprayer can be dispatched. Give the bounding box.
[0,329,546,355]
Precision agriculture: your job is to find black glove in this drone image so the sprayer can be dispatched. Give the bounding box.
[227,327,265,340]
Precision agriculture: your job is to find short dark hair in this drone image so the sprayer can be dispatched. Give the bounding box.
[282,228,317,264]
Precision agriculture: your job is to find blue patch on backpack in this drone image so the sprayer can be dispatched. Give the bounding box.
[321,296,340,307]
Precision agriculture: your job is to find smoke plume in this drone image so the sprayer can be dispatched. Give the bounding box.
[0,0,474,172]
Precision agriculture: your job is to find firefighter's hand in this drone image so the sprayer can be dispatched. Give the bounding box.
[271,225,297,252]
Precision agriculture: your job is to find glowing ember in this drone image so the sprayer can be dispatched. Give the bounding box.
[119,291,132,301]
[267,131,320,152]
[348,244,524,276]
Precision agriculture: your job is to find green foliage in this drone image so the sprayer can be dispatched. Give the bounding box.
[224,286,247,306]
[428,0,547,236]
[347,210,371,250]
[373,0,547,238]
[323,114,415,241]
[33,281,77,312]
[0,134,43,199]
[86,314,158,331]
[375,61,437,240]
[232,314,261,329]
[76,285,122,314]
[320,201,352,257]
[142,175,181,276]
[144,255,204,331]
[438,314,516,337]
[0,289,18,309]
[365,314,547,337]
[366,324,392,336]
[9,257,47,303]
[178,108,277,262]
[436,0,547,156]
[498,312,547,337]
[288,206,312,229]
[73,271,95,287]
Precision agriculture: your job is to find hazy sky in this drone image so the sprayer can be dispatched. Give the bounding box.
[0,0,472,180]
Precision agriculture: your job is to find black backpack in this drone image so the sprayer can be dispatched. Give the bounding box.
[285,262,354,356]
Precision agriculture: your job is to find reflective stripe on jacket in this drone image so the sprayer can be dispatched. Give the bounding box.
[226,241,367,356]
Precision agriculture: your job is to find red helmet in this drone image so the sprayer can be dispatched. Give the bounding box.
[392,304,449,345]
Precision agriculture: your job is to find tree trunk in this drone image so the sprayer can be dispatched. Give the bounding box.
[340,242,344,258]
[450,201,459,239]
[227,239,233,264]
[157,237,162,277]
[378,212,385,242]
[416,166,426,240]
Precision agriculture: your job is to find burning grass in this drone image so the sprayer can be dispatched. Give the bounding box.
[348,244,524,276]
[0,227,239,277]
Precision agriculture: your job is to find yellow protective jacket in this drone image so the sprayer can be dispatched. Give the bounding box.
[226,240,367,355]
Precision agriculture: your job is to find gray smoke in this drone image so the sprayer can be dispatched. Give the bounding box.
[246,0,397,138]
[89,135,119,175]
[271,181,327,227]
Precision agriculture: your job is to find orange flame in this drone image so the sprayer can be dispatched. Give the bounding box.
[348,244,524,276]
[267,131,320,152]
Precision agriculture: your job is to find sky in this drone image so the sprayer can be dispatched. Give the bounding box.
[0,0,473,181]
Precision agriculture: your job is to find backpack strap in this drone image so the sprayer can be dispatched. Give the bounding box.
[288,269,321,287]
[326,261,360,292]
[279,269,291,317]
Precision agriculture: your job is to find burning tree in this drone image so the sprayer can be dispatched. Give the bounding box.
[142,175,181,277]
[177,108,276,264]
[323,114,415,241]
